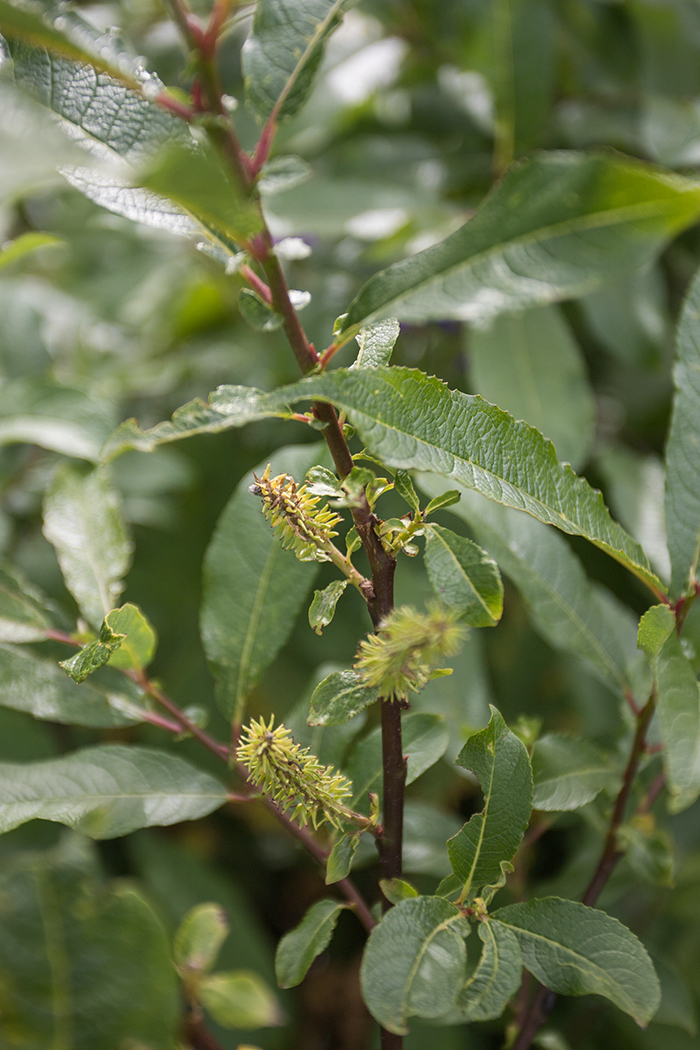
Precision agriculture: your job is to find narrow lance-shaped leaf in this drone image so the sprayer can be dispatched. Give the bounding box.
[0,745,227,838]
[424,524,503,627]
[275,899,347,989]
[457,919,522,1022]
[655,632,700,813]
[492,897,660,1026]
[337,152,700,338]
[359,896,470,1035]
[447,707,533,900]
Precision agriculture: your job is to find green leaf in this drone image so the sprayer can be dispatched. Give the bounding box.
[238,287,284,331]
[424,524,503,627]
[637,604,675,660]
[105,602,157,671]
[417,478,640,693]
[359,896,469,1035]
[243,0,351,122]
[101,384,291,461]
[325,830,361,884]
[282,367,662,593]
[174,902,229,974]
[338,152,700,337]
[467,304,595,469]
[0,562,53,642]
[448,707,533,899]
[424,489,461,516]
[308,579,349,635]
[352,318,401,369]
[275,898,347,989]
[393,469,421,513]
[656,632,700,812]
[258,154,312,194]
[0,376,115,461]
[0,745,227,838]
[379,879,419,905]
[532,734,619,812]
[0,838,179,1049]
[402,801,463,878]
[59,619,125,683]
[308,669,379,726]
[201,445,322,722]
[43,465,132,629]
[198,970,282,1029]
[0,231,62,269]
[457,919,522,1022]
[0,643,147,727]
[665,265,700,593]
[345,712,449,812]
[492,897,660,1026]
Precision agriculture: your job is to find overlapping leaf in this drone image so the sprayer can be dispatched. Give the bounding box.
[655,631,700,813]
[457,919,522,1022]
[424,524,503,626]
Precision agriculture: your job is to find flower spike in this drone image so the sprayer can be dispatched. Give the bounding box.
[250,466,342,562]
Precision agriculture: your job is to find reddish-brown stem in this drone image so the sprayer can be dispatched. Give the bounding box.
[130,670,231,762]
[638,771,666,814]
[318,341,343,370]
[155,91,196,122]
[378,701,406,894]
[183,1014,227,1050]
[239,263,273,305]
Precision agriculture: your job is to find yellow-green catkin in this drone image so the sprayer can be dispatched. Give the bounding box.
[354,602,464,701]
[237,716,353,830]
[249,466,342,562]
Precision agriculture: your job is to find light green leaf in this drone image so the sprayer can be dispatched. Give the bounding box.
[532,734,619,812]
[174,902,229,974]
[665,265,700,594]
[393,469,421,513]
[424,489,461,516]
[201,445,322,722]
[457,919,522,1022]
[325,830,361,884]
[282,367,662,593]
[243,0,352,122]
[417,478,640,693]
[258,154,312,194]
[448,707,532,899]
[0,643,147,727]
[308,580,349,635]
[43,465,132,629]
[275,898,347,988]
[656,632,700,812]
[308,669,379,726]
[238,287,283,332]
[0,231,62,269]
[345,712,449,812]
[59,619,125,683]
[0,376,115,461]
[0,562,53,642]
[637,604,675,660]
[338,152,700,337]
[0,745,227,838]
[198,970,282,1029]
[0,839,179,1049]
[424,524,503,627]
[105,602,157,671]
[468,304,595,469]
[353,318,401,369]
[492,897,660,1026]
[379,879,419,905]
[359,896,469,1035]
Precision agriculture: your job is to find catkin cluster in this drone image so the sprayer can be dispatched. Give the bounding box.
[249,466,341,562]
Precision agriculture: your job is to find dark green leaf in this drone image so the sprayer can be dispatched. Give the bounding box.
[352,318,401,369]
[448,707,533,899]
[360,896,469,1034]
[198,970,282,1029]
[325,830,361,884]
[275,898,347,988]
[308,669,379,726]
[308,579,349,634]
[424,524,503,626]
[402,801,463,878]
[393,469,421,513]
[174,902,229,974]
[457,919,522,1022]
[532,734,619,812]
[0,562,53,642]
[656,632,700,813]
[493,897,660,1026]
[59,619,125,683]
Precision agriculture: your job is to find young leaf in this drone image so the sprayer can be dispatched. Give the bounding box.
[43,465,132,629]
[0,745,227,838]
[359,896,469,1035]
[243,0,351,122]
[174,903,229,974]
[424,524,503,627]
[105,603,157,671]
[308,669,379,726]
[275,899,347,989]
[197,970,282,1029]
[337,152,700,337]
[393,469,420,513]
[665,265,700,593]
[492,897,660,1026]
[655,632,700,812]
[0,231,62,270]
[448,707,533,900]
[457,919,522,1022]
[532,735,619,812]
[308,580,349,635]
[238,288,284,332]
[0,562,52,642]
[59,619,125,683]
[325,830,361,884]
[201,445,323,722]
[379,879,420,905]
[424,489,461,515]
[637,603,675,660]
[352,318,401,369]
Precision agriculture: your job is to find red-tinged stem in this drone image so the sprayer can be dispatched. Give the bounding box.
[318,341,342,370]
[638,771,666,814]
[183,1014,227,1050]
[239,264,273,305]
[130,670,231,763]
[155,91,196,122]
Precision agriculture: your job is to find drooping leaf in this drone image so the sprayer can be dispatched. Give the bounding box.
[665,265,700,594]
[637,603,675,661]
[43,464,132,629]
[0,745,227,838]
[359,896,469,1035]
[0,562,53,642]
[337,152,700,338]
[308,579,349,634]
[174,903,229,975]
[492,897,660,1026]
[105,602,157,671]
[274,898,347,989]
[325,830,361,884]
[59,618,125,683]
[655,631,700,812]
[352,317,401,369]
[448,707,533,899]
[532,734,619,812]
[308,669,379,726]
[457,919,522,1022]
[198,970,282,1029]
[424,524,503,626]
[243,0,352,122]
[200,445,322,723]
